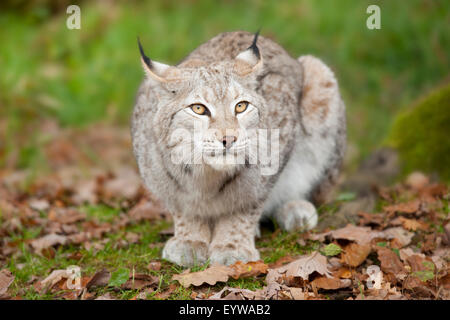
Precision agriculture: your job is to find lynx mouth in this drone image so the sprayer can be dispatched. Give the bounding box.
[202,145,246,157]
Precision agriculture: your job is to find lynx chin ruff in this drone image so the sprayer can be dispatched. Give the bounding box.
[131,31,346,266]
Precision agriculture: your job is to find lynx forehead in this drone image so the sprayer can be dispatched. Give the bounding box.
[131,31,346,266]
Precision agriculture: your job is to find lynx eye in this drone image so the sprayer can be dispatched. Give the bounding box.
[235,101,249,114]
[190,104,208,115]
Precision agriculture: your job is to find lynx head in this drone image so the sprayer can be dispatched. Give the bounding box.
[138,32,268,173]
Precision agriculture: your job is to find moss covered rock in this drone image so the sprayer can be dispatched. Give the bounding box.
[386,84,450,182]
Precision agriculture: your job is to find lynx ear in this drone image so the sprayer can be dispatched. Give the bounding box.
[138,37,181,82]
[233,31,263,77]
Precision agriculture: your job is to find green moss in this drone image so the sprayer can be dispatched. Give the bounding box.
[386,84,450,181]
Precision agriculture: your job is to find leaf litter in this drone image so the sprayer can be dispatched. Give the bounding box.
[0,120,448,300]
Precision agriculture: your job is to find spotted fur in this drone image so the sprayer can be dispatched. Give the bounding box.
[131,31,346,266]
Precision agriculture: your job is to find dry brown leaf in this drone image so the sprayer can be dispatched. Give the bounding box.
[379,227,414,247]
[121,273,158,290]
[95,292,116,300]
[72,179,98,205]
[358,211,384,226]
[128,198,167,222]
[405,172,429,190]
[101,168,141,201]
[334,267,352,279]
[154,283,177,299]
[376,247,405,277]
[86,269,111,290]
[38,269,72,292]
[391,216,428,231]
[268,255,295,269]
[341,243,371,267]
[405,254,431,272]
[30,233,68,254]
[0,269,14,298]
[310,224,381,245]
[287,287,312,300]
[172,265,230,288]
[208,286,263,300]
[311,276,351,290]
[147,261,162,271]
[228,260,268,279]
[48,208,86,224]
[172,260,268,288]
[271,252,331,282]
[28,198,50,212]
[399,248,425,262]
[384,200,421,215]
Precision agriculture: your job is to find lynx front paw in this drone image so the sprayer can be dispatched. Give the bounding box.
[209,243,260,266]
[276,200,318,231]
[162,237,208,267]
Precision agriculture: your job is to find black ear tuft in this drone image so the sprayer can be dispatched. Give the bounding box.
[137,37,152,69]
[247,29,261,59]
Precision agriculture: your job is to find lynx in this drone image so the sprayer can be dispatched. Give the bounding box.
[131,31,346,266]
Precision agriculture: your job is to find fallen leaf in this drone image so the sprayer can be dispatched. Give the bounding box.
[228,260,268,279]
[208,286,263,300]
[358,211,384,226]
[128,198,167,222]
[334,267,352,279]
[271,252,331,282]
[405,172,429,190]
[86,269,111,289]
[268,255,295,269]
[28,198,50,211]
[38,268,78,293]
[125,232,140,243]
[378,227,414,247]
[173,260,267,288]
[0,269,14,298]
[384,200,421,215]
[30,233,68,254]
[341,243,371,267]
[376,247,405,279]
[287,287,310,300]
[101,168,141,201]
[391,216,428,231]
[311,277,351,290]
[121,273,158,290]
[147,261,162,271]
[399,248,425,262]
[48,208,86,224]
[172,265,230,288]
[95,292,116,300]
[154,284,177,299]
[310,224,380,245]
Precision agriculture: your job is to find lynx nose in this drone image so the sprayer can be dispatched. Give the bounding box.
[222,136,237,149]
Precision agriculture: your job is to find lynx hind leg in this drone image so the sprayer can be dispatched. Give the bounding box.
[275,200,318,232]
[270,56,345,232]
[298,55,346,206]
[162,213,211,267]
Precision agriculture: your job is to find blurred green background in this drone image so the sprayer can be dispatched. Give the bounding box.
[0,0,449,172]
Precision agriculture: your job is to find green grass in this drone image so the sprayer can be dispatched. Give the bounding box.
[1,0,449,300]
[4,202,321,299]
[1,0,449,167]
